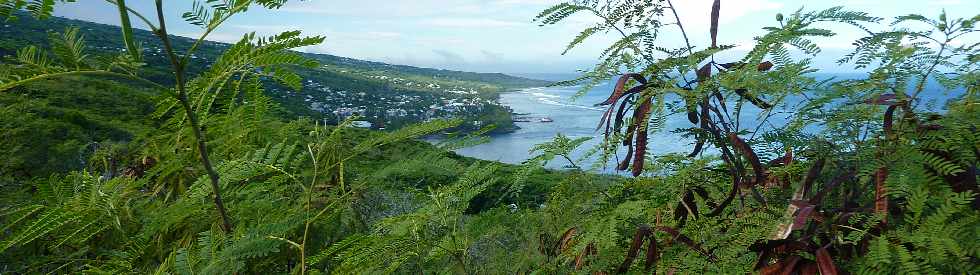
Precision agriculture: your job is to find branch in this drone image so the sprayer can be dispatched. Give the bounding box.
[154,0,233,233]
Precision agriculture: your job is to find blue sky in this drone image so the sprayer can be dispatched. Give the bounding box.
[55,0,977,74]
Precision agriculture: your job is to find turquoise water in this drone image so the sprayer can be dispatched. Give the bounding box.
[454,80,695,172]
[450,73,964,173]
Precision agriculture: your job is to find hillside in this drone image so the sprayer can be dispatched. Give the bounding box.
[0,14,550,132]
[1,2,976,274]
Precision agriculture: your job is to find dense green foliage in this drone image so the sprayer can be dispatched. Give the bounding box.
[1,0,977,274]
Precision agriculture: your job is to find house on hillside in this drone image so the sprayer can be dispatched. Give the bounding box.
[351,121,373,128]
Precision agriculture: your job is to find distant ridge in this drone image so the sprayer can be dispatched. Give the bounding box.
[0,12,548,88]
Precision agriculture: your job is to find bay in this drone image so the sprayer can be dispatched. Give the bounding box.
[447,73,963,173]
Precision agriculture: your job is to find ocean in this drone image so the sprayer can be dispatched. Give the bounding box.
[448,73,963,174]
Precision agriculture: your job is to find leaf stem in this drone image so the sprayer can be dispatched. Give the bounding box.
[153,0,233,233]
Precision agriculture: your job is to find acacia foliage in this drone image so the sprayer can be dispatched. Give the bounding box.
[524,1,979,274]
[0,1,978,274]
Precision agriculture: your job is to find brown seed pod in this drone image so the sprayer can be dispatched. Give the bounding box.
[644,236,659,271]
[597,73,647,106]
[631,98,652,177]
[618,144,633,171]
[874,167,889,219]
[709,0,721,48]
[815,247,839,275]
[697,62,713,82]
[883,105,897,137]
[757,61,774,71]
[729,133,765,186]
[617,225,652,273]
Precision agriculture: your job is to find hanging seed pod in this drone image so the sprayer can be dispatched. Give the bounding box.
[612,98,633,137]
[883,105,897,137]
[597,73,647,106]
[556,227,577,254]
[815,247,840,275]
[709,0,721,48]
[631,98,652,177]
[801,158,825,197]
[874,167,889,219]
[617,225,652,273]
[644,236,659,271]
[618,143,634,171]
[729,133,765,185]
[688,139,705,158]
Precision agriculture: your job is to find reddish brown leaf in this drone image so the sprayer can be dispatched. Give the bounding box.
[597,73,647,106]
[815,247,839,275]
[710,0,720,48]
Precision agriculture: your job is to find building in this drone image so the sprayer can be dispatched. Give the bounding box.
[351,121,373,128]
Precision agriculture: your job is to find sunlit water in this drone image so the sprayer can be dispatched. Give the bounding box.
[441,73,962,174]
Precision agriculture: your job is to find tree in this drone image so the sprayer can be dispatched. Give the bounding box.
[0,0,325,233]
[533,0,978,273]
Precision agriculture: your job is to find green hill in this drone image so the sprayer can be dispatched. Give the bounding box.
[0,14,550,132]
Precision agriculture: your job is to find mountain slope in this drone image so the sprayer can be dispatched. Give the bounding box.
[0,14,549,132]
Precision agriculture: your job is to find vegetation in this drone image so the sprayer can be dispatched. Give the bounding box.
[0,10,548,133]
[1,0,977,274]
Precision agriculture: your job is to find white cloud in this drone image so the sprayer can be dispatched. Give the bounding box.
[420,18,526,28]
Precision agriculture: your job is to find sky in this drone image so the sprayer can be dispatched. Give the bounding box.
[54,0,978,74]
